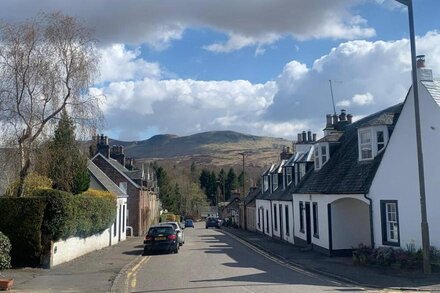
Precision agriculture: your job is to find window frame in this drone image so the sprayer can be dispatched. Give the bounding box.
[266,210,269,233]
[358,126,389,161]
[380,200,400,246]
[273,204,278,231]
[272,173,278,191]
[314,143,330,171]
[263,175,269,192]
[286,167,293,186]
[285,205,290,236]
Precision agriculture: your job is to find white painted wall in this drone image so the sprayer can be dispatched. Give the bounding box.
[331,198,371,249]
[256,199,272,236]
[293,193,369,251]
[271,201,281,238]
[51,198,127,267]
[51,228,111,267]
[369,83,440,249]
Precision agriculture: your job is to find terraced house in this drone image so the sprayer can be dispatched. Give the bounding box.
[256,57,440,256]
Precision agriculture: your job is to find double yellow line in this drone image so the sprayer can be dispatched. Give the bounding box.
[126,256,150,291]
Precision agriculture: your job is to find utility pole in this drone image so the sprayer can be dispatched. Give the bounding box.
[395,0,431,273]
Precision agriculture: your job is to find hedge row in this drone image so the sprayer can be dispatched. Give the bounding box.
[0,197,46,266]
[0,189,117,266]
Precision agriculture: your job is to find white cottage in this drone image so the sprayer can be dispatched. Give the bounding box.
[292,57,440,255]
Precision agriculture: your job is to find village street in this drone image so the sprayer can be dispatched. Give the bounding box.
[117,222,366,293]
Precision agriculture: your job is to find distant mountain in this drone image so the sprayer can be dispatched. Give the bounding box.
[108,130,292,168]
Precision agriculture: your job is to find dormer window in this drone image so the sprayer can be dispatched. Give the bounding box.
[314,143,330,171]
[286,167,293,185]
[358,126,389,161]
[272,174,278,191]
[263,175,269,192]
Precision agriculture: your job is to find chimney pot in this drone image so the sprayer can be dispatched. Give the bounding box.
[332,114,338,126]
[286,146,291,153]
[313,133,317,141]
[339,109,347,121]
[297,133,302,143]
[307,130,312,142]
[302,131,307,142]
[417,55,425,68]
[326,114,332,127]
[347,114,353,124]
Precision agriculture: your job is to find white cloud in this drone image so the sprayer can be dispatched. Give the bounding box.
[92,31,440,140]
[0,0,374,52]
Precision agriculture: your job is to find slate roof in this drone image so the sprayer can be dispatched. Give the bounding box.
[244,187,260,205]
[92,153,140,188]
[270,183,294,201]
[293,103,403,194]
[422,80,440,106]
[87,160,127,198]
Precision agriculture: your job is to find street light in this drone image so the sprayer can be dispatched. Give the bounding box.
[395,0,431,274]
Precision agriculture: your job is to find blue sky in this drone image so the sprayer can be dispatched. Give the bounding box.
[2,0,439,140]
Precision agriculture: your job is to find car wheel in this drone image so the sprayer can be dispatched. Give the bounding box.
[143,250,149,256]
[174,246,179,254]
[179,242,183,246]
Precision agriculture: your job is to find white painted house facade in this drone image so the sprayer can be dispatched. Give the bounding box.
[292,58,440,255]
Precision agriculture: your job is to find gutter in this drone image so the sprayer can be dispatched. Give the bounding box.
[364,193,374,248]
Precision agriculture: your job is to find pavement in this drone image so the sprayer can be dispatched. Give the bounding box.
[3,236,144,292]
[223,227,440,291]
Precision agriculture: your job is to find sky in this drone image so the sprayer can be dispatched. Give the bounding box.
[1,0,439,141]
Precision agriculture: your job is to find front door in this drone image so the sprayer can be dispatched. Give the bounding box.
[279,204,283,240]
[305,202,312,244]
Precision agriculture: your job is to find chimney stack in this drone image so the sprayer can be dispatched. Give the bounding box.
[313,133,317,141]
[302,131,307,142]
[297,133,302,143]
[347,114,353,124]
[307,130,312,142]
[326,114,332,127]
[97,134,110,158]
[416,55,433,82]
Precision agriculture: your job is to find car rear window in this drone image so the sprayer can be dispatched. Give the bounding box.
[148,227,173,235]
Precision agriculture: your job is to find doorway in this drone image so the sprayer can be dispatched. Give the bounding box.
[305,202,311,244]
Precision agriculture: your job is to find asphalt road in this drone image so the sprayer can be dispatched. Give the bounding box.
[126,222,371,293]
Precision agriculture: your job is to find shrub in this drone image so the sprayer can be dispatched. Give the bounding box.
[81,189,116,201]
[0,197,46,266]
[352,244,373,265]
[4,173,52,197]
[371,247,396,266]
[0,232,11,271]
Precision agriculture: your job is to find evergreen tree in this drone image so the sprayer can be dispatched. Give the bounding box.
[226,168,238,201]
[238,171,244,195]
[47,110,89,194]
[217,168,226,202]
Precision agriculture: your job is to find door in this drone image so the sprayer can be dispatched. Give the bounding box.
[305,202,311,244]
[118,205,122,242]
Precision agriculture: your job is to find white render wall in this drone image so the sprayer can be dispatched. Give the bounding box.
[256,199,272,236]
[369,83,440,249]
[293,193,369,251]
[51,198,127,267]
[51,228,111,267]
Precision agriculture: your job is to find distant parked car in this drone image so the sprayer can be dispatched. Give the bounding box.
[143,225,179,255]
[206,217,220,229]
[185,219,194,228]
[160,222,185,246]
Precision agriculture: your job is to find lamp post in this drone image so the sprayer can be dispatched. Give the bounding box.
[395,0,431,274]
[238,152,246,197]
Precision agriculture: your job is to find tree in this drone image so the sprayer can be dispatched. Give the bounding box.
[217,168,226,202]
[226,168,238,201]
[46,109,89,194]
[0,12,101,196]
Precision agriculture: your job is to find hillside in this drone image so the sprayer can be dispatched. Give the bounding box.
[109,130,292,170]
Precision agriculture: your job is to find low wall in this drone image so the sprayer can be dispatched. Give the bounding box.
[50,228,111,267]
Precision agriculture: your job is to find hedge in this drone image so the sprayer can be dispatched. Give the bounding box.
[0,197,46,266]
[0,232,12,271]
[0,189,117,266]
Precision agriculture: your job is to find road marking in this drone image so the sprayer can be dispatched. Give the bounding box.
[126,255,150,291]
[223,231,361,288]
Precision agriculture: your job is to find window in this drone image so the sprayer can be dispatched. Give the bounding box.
[273,204,278,231]
[299,164,306,181]
[377,131,385,152]
[266,210,269,233]
[314,143,330,170]
[119,182,128,193]
[286,167,293,185]
[321,145,327,164]
[312,202,319,238]
[272,174,278,191]
[299,202,304,233]
[381,200,399,246]
[314,147,320,169]
[122,205,126,232]
[285,205,290,236]
[258,209,261,229]
[359,129,373,160]
[114,207,118,237]
[263,176,269,192]
[358,126,389,161]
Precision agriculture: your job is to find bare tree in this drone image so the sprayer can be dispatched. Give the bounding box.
[0,12,102,196]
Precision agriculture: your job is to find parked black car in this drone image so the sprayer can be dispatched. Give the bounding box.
[205,217,220,229]
[143,225,179,255]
